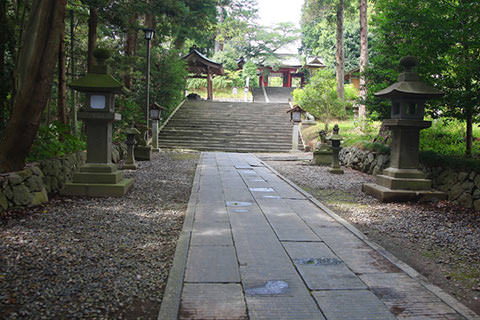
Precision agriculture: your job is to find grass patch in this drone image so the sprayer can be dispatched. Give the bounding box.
[421,248,444,259]
[169,152,200,161]
[448,264,480,282]
[301,119,381,149]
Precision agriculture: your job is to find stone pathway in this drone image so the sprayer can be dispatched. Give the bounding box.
[159,152,479,320]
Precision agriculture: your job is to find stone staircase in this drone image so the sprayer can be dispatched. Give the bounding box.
[157,100,296,152]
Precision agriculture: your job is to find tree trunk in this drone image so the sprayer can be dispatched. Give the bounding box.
[358,0,368,123]
[336,0,345,102]
[0,1,7,131]
[57,19,67,125]
[70,9,77,136]
[466,112,472,157]
[0,0,66,173]
[87,7,97,73]
[214,5,224,53]
[123,13,137,90]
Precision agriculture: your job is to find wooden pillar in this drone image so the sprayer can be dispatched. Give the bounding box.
[288,72,292,87]
[207,67,213,100]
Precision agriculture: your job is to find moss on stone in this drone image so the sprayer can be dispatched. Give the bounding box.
[31,189,48,206]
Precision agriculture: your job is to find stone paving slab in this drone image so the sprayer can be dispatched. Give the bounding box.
[179,283,247,320]
[185,245,240,283]
[283,242,367,290]
[159,152,476,320]
[190,222,233,246]
[262,210,320,242]
[312,290,396,320]
[360,273,465,319]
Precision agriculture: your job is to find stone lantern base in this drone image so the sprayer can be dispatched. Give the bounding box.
[362,167,446,202]
[61,164,134,197]
[135,145,152,161]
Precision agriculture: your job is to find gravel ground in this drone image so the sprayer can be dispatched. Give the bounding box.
[267,159,480,315]
[0,152,199,319]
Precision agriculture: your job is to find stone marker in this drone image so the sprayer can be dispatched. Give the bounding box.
[363,56,447,202]
[62,48,134,197]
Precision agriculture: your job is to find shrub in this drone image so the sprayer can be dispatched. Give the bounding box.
[27,121,86,162]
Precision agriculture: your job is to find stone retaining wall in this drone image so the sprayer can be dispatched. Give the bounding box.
[339,147,480,210]
[0,152,86,211]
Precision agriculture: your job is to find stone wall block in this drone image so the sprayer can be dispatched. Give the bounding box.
[456,193,473,209]
[25,175,44,192]
[448,183,464,201]
[17,169,33,180]
[474,199,480,211]
[30,166,44,177]
[462,181,475,193]
[8,173,23,185]
[32,189,48,206]
[473,188,480,200]
[12,184,32,207]
[0,191,8,210]
[474,175,480,190]
[457,171,469,183]
[469,171,476,181]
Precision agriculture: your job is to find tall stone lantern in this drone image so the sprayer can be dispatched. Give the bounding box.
[363,56,446,202]
[62,48,134,197]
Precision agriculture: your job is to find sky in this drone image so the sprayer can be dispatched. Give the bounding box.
[257,0,304,28]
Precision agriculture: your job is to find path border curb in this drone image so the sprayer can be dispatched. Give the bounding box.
[157,153,202,320]
[260,158,480,320]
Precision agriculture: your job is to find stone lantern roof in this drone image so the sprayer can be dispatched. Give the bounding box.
[374,56,443,99]
[69,48,127,94]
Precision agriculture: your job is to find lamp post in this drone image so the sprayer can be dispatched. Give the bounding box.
[143,28,155,142]
[150,102,165,152]
[286,105,305,151]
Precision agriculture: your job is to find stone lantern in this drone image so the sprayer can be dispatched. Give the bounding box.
[313,130,332,166]
[327,124,344,174]
[62,48,134,197]
[287,105,305,151]
[150,102,165,152]
[123,127,141,170]
[362,56,446,202]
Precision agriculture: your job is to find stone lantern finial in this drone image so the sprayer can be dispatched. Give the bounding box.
[91,48,111,74]
[399,56,418,72]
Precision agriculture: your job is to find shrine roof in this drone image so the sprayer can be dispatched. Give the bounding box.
[183,47,224,75]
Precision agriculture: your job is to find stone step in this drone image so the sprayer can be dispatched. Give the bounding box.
[157,145,292,153]
[163,125,292,131]
[158,100,299,152]
[158,131,291,140]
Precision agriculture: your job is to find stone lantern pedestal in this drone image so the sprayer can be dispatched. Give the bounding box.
[123,128,140,170]
[362,57,446,202]
[327,124,344,174]
[61,48,134,197]
[313,130,332,166]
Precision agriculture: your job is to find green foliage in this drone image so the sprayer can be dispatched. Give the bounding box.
[360,142,390,154]
[300,0,364,71]
[26,121,86,162]
[293,69,348,129]
[368,0,480,156]
[149,49,188,115]
[419,118,480,157]
[420,151,480,172]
